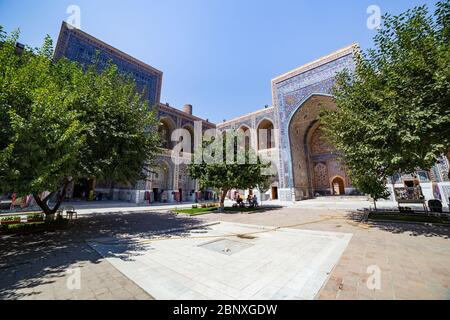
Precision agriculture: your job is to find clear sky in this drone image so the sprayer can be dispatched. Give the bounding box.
[0,0,438,123]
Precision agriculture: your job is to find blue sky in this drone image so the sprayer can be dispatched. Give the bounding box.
[0,0,438,123]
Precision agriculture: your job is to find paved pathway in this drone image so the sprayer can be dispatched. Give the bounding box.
[0,211,205,300]
[199,208,450,300]
[88,222,352,300]
[1,203,449,300]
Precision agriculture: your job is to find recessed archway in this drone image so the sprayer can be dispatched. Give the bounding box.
[153,161,172,190]
[331,176,345,195]
[182,124,194,153]
[151,160,173,202]
[158,118,176,149]
[257,119,274,150]
[288,94,338,199]
[237,125,251,151]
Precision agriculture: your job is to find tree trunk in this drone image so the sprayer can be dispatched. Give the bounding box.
[218,189,228,213]
[33,178,70,217]
[259,189,265,207]
[373,199,378,212]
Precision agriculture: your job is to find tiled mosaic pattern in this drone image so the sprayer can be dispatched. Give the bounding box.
[272,48,356,188]
[54,22,162,105]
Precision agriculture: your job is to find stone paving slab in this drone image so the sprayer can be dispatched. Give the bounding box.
[199,208,450,300]
[87,222,353,300]
[2,203,448,300]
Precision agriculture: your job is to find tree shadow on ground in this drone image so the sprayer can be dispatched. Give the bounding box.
[222,205,283,214]
[346,210,450,239]
[0,211,210,299]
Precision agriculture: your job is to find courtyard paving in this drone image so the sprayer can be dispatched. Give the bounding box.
[0,202,449,300]
[199,207,450,300]
[0,211,205,300]
[88,222,352,299]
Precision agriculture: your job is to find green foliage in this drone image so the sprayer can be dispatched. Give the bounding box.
[27,213,44,220]
[0,28,160,214]
[349,170,391,202]
[369,213,449,224]
[188,132,271,206]
[0,216,21,222]
[256,176,271,194]
[320,1,450,200]
[174,207,218,215]
[0,219,69,233]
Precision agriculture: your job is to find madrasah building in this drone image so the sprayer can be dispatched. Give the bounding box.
[54,22,450,208]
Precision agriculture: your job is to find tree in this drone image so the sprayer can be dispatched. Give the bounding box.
[256,178,272,207]
[0,29,160,216]
[188,132,271,211]
[348,168,391,211]
[320,1,450,200]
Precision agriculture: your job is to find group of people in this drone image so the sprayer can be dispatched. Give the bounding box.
[235,193,258,208]
[1,192,36,210]
[0,191,56,211]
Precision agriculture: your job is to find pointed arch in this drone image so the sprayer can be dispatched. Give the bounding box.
[159,117,176,149]
[256,118,275,150]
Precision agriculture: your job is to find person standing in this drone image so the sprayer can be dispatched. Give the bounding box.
[252,194,258,207]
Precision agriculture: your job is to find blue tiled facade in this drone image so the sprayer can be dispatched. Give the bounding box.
[272,47,356,190]
[54,22,162,106]
[52,24,449,206]
[54,22,215,204]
